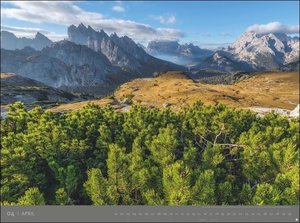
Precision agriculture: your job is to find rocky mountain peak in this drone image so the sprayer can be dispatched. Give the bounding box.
[1,30,16,38]
[67,23,149,68]
[110,32,118,38]
[35,32,46,39]
[226,30,299,69]
[1,31,52,50]
[78,23,87,30]
[34,32,52,49]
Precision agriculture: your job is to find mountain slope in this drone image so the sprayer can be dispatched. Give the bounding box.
[1,47,72,88]
[0,44,128,96]
[280,60,300,71]
[192,50,255,73]
[1,73,76,105]
[1,31,53,50]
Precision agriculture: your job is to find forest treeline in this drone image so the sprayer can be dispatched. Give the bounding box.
[1,101,299,205]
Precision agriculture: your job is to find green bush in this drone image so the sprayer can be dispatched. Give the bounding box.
[1,101,298,205]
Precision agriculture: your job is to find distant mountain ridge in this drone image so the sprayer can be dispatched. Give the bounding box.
[1,31,53,50]
[146,40,213,65]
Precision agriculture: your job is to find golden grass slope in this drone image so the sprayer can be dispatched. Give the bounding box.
[50,71,299,112]
[1,73,15,78]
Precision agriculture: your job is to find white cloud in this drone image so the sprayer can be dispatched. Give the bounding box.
[246,22,299,35]
[112,5,125,12]
[151,15,176,25]
[1,25,51,35]
[2,2,104,25]
[1,1,183,44]
[1,25,67,41]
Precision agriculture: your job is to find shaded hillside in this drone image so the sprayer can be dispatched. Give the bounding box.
[1,73,77,105]
[191,51,255,73]
[280,60,300,71]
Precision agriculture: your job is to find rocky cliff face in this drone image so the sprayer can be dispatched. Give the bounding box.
[1,47,73,88]
[42,40,117,77]
[228,31,299,70]
[68,24,140,67]
[1,31,53,50]
[192,31,299,73]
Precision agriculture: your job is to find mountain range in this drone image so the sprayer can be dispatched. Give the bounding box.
[144,32,299,73]
[1,24,299,98]
[1,24,183,96]
[67,24,184,75]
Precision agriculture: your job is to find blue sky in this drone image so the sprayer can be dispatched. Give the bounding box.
[1,1,299,48]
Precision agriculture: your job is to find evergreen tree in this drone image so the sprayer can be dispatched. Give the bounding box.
[17,187,45,205]
[55,188,70,205]
[162,161,191,205]
[106,144,132,204]
[191,170,216,204]
[252,183,281,205]
[146,124,179,167]
[240,184,252,205]
[84,168,108,205]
